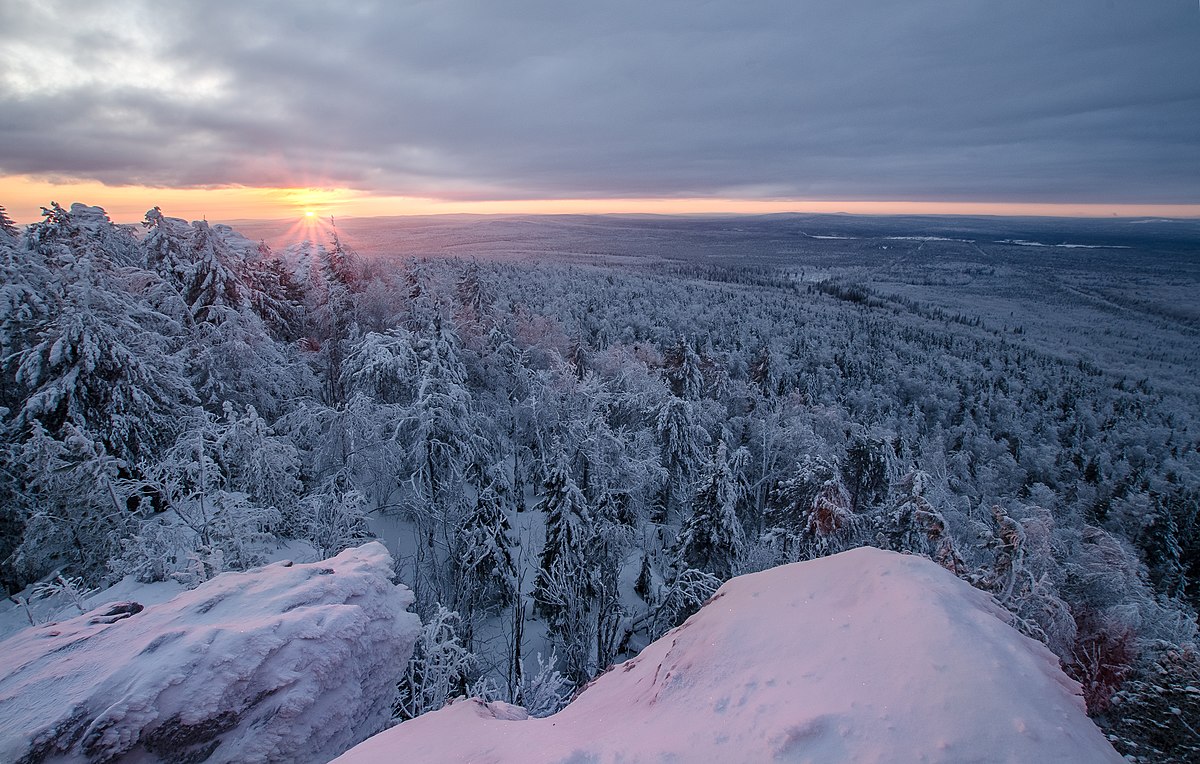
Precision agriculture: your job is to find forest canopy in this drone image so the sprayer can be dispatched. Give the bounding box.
[0,203,1197,761]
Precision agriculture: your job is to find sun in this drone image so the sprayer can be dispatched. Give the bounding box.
[280,206,331,243]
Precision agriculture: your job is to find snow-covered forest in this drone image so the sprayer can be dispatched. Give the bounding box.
[1,203,1198,761]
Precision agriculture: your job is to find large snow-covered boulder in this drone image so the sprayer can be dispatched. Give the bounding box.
[336,547,1122,763]
[0,542,419,764]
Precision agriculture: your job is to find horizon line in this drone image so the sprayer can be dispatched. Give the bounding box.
[6,202,1200,226]
[1,176,1198,224]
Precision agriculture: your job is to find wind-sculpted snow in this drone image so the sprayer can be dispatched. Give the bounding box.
[0,542,419,764]
[336,548,1122,763]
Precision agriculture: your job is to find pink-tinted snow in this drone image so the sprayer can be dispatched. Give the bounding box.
[336,547,1123,763]
[0,542,419,764]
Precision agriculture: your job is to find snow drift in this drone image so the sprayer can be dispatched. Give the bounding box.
[0,542,419,764]
[336,547,1122,763]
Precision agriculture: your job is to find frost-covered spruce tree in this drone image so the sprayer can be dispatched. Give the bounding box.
[748,342,780,398]
[2,205,193,582]
[1136,490,1191,601]
[397,315,488,606]
[188,306,315,419]
[0,205,17,238]
[982,503,1027,605]
[143,208,311,417]
[663,337,705,400]
[534,460,591,619]
[185,220,247,322]
[404,316,479,522]
[562,383,620,500]
[0,218,51,414]
[141,208,192,292]
[484,327,537,512]
[401,258,435,331]
[875,470,965,574]
[143,210,246,324]
[1099,644,1200,762]
[241,249,307,341]
[455,260,496,332]
[315,330,422,518]
[33,203,142,267]
[532,459,602,681]
[672,441,746,580]
[341,329,420,406]
[590,490,635,669]
[766,455,856,558]
[14,204,190,464]
[655,395,709,522]
[456,480,517,612]
[843,427,898,512]
[307,234,364,404]
[7,422,135,583]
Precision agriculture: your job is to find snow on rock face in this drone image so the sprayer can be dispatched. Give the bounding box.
[0,542,419,764]
[336,547,1123,763]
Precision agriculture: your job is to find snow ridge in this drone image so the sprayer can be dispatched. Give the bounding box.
[336,548,1123,763]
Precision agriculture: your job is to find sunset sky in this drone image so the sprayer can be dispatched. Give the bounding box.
[1,1,1198,223]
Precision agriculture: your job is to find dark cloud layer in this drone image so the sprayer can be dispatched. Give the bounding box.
[1,0,1197,203]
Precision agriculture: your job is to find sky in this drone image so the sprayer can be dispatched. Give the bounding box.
[1,0,1198,223]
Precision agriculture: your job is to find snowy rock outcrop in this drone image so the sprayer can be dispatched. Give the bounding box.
[336,547,1123,763]
[0,542,419,764]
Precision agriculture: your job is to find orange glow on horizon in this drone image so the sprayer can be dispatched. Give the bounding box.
[1,174,1197,224]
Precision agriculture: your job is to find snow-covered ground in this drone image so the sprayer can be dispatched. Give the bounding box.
[0,542,420,764]
[335,547,1122,763]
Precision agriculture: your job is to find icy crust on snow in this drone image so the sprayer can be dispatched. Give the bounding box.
[336,547,1123,763]
[0,542,420,764]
